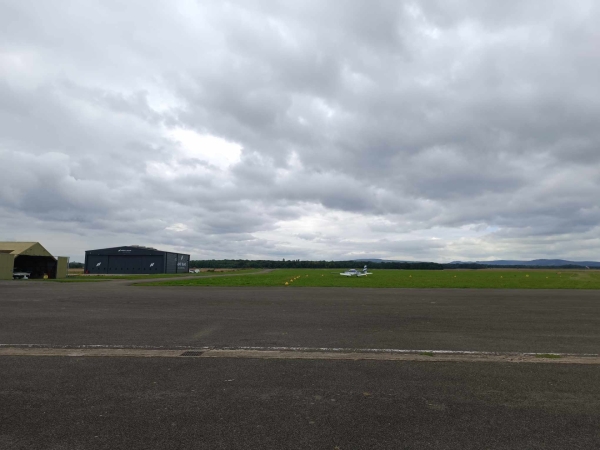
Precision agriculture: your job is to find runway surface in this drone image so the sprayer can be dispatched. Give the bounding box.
[1,280,599,448]
[1,281,599,353]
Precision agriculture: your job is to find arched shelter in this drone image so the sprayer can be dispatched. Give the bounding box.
[0,242,68,280]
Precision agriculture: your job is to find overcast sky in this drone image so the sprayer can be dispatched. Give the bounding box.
[1,1,599,262]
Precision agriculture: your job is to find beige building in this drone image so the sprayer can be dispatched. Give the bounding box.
[0,242,68,280]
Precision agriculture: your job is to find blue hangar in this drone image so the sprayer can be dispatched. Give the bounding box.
[84,245,190,275]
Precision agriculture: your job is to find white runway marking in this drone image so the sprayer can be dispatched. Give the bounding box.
[0,344,598,364]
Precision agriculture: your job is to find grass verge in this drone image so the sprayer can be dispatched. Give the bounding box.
[534,354,562,359]
[142,268,600,289]
[40,269,263,282]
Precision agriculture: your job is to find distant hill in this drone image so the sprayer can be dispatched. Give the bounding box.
[450,259,600,267]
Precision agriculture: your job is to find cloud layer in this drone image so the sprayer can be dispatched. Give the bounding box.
[1,0,599,261]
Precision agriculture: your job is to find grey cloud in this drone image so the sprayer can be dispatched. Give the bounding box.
[1,0,599,261]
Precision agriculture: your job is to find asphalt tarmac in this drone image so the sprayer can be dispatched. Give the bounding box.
[0,281,599,352]
[1,280,599,449]
[2,357,599,450]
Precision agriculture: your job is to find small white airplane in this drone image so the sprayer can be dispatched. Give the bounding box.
[340,265,372,277]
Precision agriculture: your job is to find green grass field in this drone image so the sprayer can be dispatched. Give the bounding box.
[144,268,600,289]
[43,269,263,282]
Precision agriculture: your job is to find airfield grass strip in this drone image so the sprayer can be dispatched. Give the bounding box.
[42,268,263,282]
[143,268,600,289]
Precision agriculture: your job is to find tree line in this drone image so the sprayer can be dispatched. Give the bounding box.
[189,260,598,270]
[189,260,443,270]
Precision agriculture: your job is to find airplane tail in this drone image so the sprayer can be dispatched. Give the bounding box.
[363,265,368,273]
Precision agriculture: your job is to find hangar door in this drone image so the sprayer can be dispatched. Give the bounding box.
[86,255,108,274]
[177,254,190,273]
[166,253,178,274]
[107,256,141,274]
[106,255,164,274]
[13,255,57,279]
[141,255,164,273]
[165,253,189,273]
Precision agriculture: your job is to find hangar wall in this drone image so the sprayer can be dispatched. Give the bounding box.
[166,253,190,274]
[0,253,13,280]
[15,242,55,258]
[56,257,69,279]
[84,246,190,275]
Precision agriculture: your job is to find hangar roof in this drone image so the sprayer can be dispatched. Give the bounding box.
[0,242,54,257]
[85,245,189,257]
